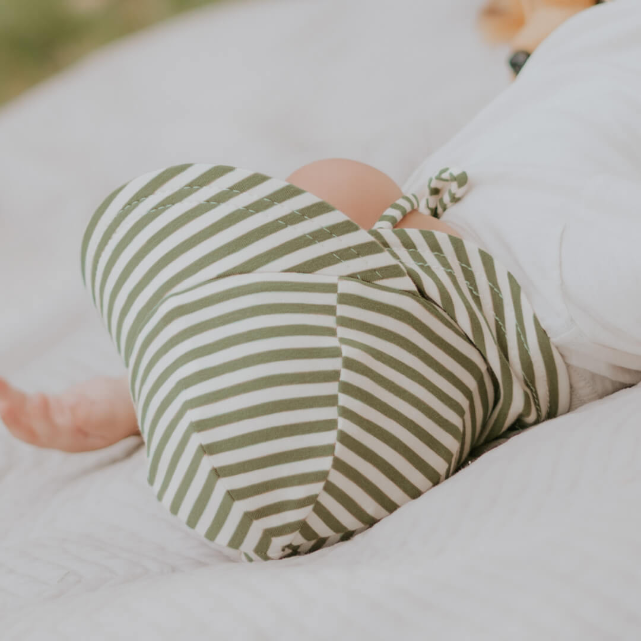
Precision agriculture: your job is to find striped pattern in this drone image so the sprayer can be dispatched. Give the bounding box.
[80,163,570,562]
[419,167,469,219]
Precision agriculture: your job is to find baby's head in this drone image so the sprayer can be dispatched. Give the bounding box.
[479,0,605,76]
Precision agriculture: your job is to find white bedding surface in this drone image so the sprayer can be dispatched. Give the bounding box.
[2,0,641,638]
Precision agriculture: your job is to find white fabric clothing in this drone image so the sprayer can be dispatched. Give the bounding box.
[402,0,641,407]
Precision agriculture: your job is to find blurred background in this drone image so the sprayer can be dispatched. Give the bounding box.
[0,0,511,376]
[0,0,227,105]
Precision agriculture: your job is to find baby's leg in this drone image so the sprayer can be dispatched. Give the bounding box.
[286,159,403,229]
[0,159,457,454]
[287,158,461,237]
[0,374,138,452]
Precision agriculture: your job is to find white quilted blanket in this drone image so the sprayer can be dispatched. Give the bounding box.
[2,0,640,638]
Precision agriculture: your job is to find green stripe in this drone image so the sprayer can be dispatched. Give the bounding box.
[169,445,205,514]
[185,467,218,529]
[342,354,462,442]
[147,395,337,485]
[204,491,234,541]
[535,316,560,418]
[231,471,329,501]
[100,165,240,330]
[422,232,488,356]
[337,429,421,499]
[139,343,340,433]
[136,324,337,413]
[323,481,378,527]
[145,366,340,455]
[148,394,337,487]
[509,273,540,421]
[114,174,294,355]
[109,177,304,340]
[393,229,458,318]
[338,336,463,416]
[378,214,401,227]
[156,427,192,501]
[476,252,517,442]
[332,457,399,514]
[80,183,126,289]
[203,420,336,456]
[307,536,329,553]
[130,289,338,390]
[216,445,335,478]
[231,218,367,275]
[340,380,454,467]
[229,495,317,551]
[90,164,193,305]
[312,501,348,534]
[338,404,441,486]
[337,300,484,395]
[249,494,317,520]
[299,522,319,541]
[351,263,410,284]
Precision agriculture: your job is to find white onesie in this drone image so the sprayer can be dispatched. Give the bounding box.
[401,0,641,410]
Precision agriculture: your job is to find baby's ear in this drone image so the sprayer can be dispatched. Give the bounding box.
[479,0,525,43]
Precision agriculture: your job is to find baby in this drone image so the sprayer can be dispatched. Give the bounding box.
[0,158,462,454]
[0,154,573,562]
[1,0,638,561]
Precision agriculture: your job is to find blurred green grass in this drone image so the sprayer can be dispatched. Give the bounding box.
[0,0,226,105]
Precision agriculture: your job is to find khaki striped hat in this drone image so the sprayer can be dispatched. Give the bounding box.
[81,163,570,562]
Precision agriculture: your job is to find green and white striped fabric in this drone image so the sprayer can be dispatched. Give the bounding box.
[80,163,570,562]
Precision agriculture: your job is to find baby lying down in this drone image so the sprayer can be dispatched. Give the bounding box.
[1,0,639,561]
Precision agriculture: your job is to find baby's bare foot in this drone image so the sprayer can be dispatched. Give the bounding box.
[0,375,139,453]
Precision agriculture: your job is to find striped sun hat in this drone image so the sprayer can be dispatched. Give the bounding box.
[81,163,570,562]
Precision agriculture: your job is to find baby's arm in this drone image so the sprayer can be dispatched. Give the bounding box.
[0,375,139,452]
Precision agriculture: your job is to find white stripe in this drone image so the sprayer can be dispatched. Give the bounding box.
[408,233,495,364]
[520,292,548,419]
[192,471,230,537]
[129,271,338,383]
[199,405,336,445]
[219,492,316,548]
[303,510,338,539]
[339,338,463,427]
[142,361,340,457]
[227,490,322,554]
[85,167,171,301]
[315,493,362,531]
[135,307,338,407]
[176,450,214,522]
[134,311,338,404]
[94,164,240,316]
[104,171,307,299]
[231,482,326,515]
[210,430,335,469]
[326,467,390,520]
[340,370,458,467]
[159,435,201,510]
[146,379,338,487]
[336,322,475,409]
[338,296,482,393]
[113,188,324,347]
[338,414,434,492]
[334,439,414,505]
